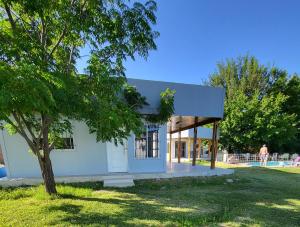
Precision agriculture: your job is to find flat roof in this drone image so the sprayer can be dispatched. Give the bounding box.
[128,78,225,133]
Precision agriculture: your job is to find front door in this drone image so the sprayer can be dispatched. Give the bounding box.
[107,142,128,172]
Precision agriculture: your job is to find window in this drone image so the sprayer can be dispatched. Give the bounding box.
[33,137,75,150]
[54,137,74,150]
[135,124,159,159]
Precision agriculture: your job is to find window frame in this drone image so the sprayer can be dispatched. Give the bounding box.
[33,134,76,152]
[53,137,76,152]
[134,123,160,160]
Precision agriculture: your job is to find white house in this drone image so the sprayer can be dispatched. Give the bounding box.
[0,78,225,180]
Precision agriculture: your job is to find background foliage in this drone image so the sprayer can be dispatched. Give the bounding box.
[208,56,300,153]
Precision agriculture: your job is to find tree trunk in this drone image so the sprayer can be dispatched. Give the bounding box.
[38,114,57,195]
[38,152,57,194]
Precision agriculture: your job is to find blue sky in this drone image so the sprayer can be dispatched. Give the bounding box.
[77,0,300,84]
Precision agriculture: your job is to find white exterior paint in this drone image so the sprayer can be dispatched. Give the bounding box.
[127,124,167,173]
[106,142,128,172]
[0,121,109,178]
[0,121,168,178]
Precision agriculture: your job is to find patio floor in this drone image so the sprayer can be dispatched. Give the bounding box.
[0,162,234,187]
[165,162,233,177]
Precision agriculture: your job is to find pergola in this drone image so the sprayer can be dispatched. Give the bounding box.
[168,116,220,169]
[128,78,225,169]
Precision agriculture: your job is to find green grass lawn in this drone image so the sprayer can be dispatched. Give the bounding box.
[0,164,299,226]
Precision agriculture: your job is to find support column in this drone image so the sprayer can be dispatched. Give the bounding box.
[169,133,172,163]
[210,121,218,169]
[199,139,202,159]
[177,130,181,163]
[187,139,191,161]
[192,126,197,166]
[197,139,201,159]
[208,140,212,158]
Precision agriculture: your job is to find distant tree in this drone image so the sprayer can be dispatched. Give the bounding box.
[0,0,162,194]
[268,75,300,153]
[208,56,298,153]
[222,90,296,153]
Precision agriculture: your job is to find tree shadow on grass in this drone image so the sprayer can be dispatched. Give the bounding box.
[46,203,112,226]
[47,194,231,226]
[31,167,300,226]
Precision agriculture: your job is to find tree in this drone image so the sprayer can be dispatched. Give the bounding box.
[221,90,296,153]
[268,74,300,152]
[0,0,161,194]
[208,56,298,153]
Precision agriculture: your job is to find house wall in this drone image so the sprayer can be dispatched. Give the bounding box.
[0,121,168,178]
[127,124,167,173]
[0,145,4,165]
[0,121,108,178]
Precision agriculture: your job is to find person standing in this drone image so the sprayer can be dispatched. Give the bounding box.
[259,144,269,166]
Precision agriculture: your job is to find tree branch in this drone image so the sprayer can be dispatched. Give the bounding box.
[48,25,67,58]
[5,4,36,42]
[48,0,77,59]
[3,3,16,31]
[12,11,35,42]
[11,112,37,153]
[39,10,47,51]
[3,116,21,135]
[80,0,88,16]
[66,45,75,73]
[49,142,55,152]
[40,16,45,45]
[18,113,37,141]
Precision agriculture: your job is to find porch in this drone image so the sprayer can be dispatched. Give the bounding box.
[168,116,220,169]
[0,162,233,188]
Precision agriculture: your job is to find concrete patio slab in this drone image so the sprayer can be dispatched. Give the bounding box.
[0,162,234,188]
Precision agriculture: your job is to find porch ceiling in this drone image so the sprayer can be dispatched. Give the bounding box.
[167,116,220,134]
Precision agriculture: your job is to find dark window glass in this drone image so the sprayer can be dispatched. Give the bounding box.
[135,130,147,159]
[34,137,74,150]
[135,124,159,159]
[55,138,74,150]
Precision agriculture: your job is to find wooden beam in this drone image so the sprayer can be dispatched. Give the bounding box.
[201,139,204,158]
[192,126,197,166]
[169,117,221,134]
[177,130,181,163]
[197,139,201,159]
[208,140,212,158]
[210,121,218,169]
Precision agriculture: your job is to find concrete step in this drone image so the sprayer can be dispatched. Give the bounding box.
[103,177,135,188]
[102,174,134,180]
